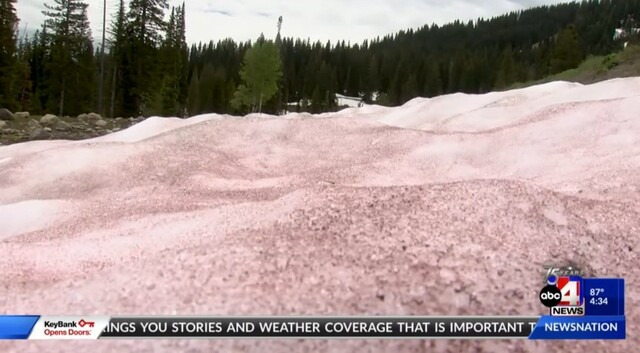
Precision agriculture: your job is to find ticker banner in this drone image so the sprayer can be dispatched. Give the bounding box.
[100,316,538,338]
[0,315,625,340]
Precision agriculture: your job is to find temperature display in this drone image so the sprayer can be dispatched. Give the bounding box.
[583,278,625,316]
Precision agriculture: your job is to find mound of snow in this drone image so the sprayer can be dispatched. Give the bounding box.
[95,115,220,143]
[0,140,75,160]
[1,78,639,353]
[364,78,640,133]
[0,199,71,240]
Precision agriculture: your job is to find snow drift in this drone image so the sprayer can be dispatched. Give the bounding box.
[0,78,638,353]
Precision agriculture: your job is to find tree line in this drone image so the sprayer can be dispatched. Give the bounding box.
[0,0,639,118]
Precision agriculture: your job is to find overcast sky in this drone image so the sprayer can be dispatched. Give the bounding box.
[15,0,572,45]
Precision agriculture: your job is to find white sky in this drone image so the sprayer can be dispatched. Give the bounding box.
[15,0,572,45]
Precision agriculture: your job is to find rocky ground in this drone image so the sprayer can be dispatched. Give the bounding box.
[0,109,146,145]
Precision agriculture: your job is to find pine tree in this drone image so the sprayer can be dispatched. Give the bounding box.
[422,60,442,98]
[365,55,380,101]
[400,74,419,104]
[6,0,640,118]
[494,46,517,89]
[387,64,403,105]
[446,58,458,93]
[158,7,179,116]
[42,0,95,116]
[128,0,169,44]
[15,35,34,111]
[550,25,583,74]
[155,4,188,117]
[310,86,322,113]
[197,64,215,113]
[176,2,189,116]
[125,0,169,116]
[231,40,282,113]
[0,0,19,109]
[187,67,200,115]
[98,0,107,115]
[109,0,127,118]
[29,28,50,114]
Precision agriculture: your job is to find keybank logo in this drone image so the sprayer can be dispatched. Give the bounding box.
[43,321,78,329]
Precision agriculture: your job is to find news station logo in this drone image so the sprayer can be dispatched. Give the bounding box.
[539,265,585,316]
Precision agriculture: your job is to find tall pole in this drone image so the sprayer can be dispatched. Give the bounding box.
[276,16,283,114]
[277,16,282,42]
[99,0,106,116]
[22,22,29,45]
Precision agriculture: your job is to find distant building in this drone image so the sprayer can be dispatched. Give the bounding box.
[284,93,368,114]
[613,27,640,41]
[335,94,364,108]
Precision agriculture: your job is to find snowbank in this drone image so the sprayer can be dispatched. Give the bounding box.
[94,114,221,143]
[0,199,72,240]
[353,78,640,133]
[0,78,638,353]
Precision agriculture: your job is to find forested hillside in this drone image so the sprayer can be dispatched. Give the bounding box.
[511,44,640,88]
[1,0,639,118]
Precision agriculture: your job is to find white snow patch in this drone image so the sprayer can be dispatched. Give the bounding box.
[0,140,75,160]
[365,78,639,133]
[411,140,467,160]
[0,199,69,239]
[95,115,218,143]
[542,207,568,227]
[515,201,533,213]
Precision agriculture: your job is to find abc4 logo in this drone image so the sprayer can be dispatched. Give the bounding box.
[539,276,583,308]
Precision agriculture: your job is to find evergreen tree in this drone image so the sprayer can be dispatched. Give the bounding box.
[128,0,169,44]
[158,7,179,116]
[42,0,95,115]
[494,46,517,89]
[7,0,640,118]
[15,34,34,111]
[364,55,379,102]
[196,64,212,113]
[422,59,442,97]
[550,25,584,74]
[187,67,200,115]
[155,3,188,117]
[98,0,107,115]
[401,74,419,104]
[231,40,282,113]
[446,58,458,93]
[125,0,169,116]
[0,0,18,109]
[310,86,322,113]
[176,2,189,116]
[387,64,403,105]
[29,27,50,114]
[109,0,127,118]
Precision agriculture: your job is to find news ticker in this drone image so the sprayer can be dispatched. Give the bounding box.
[0,315,626,340]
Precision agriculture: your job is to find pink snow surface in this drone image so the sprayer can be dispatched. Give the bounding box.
[1,78,639,352]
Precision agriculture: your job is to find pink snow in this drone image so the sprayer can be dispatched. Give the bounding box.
[0,77,638,353]
[95,115,221,143]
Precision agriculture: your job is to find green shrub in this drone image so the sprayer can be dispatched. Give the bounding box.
[602,54,619,70]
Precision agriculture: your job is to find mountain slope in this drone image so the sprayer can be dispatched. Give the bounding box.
[512,45,640,88]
